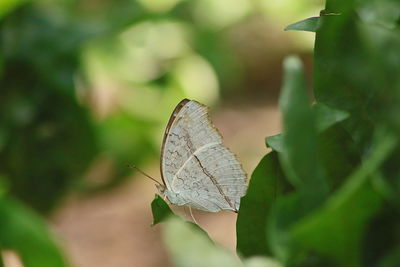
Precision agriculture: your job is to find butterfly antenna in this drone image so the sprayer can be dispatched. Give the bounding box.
[127,164,163,186]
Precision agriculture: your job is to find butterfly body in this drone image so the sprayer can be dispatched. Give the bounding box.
[158,99,247,212]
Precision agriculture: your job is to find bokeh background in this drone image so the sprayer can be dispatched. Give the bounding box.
[0,0,323,266]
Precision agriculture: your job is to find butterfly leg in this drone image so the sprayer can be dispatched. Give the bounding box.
[189,206,199,225]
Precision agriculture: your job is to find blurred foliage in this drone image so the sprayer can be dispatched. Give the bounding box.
[9,0,398,266]
[235,0,400,266]
[0,197,67,267]
[152,196,282,267]
[0,4,97,213]
[153,1,400,267]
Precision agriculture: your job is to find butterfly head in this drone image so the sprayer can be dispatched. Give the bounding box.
[155,184,187,206]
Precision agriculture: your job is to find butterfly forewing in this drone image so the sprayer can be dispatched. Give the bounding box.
[160,99,247,212]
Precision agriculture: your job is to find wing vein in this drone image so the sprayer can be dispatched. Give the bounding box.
[172,141,221,180]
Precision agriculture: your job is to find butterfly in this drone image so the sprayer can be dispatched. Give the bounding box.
[132,99,247,212]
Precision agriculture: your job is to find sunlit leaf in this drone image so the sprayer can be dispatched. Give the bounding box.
[164,217,239,267]
[0,0,26,18]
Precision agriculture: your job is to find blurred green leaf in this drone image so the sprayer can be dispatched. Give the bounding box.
[267,193,307,265]
[0,0,26,19]
[313,102,349,132]
[0,5,98,213]
[372,147,400,206]
[151,194,174,225]
[285,17,320,32]
[362,206,400,267]
[236,152,289,258]
[356,0,400,29]
[279,56,328,199]
[164,217,240,267]
[291,132,397,266]
[0,196,67,267]
[317,124,361,191]
[314,2,400,145]
[266,104,348,153]
[377,246,400,267]
[86,113,157,191]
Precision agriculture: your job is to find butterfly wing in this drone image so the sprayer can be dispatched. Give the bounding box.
[160,99,247,212]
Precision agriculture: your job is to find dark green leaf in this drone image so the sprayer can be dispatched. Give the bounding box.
[151,194,174,225]
[0,196,67,267]
[267,193,304,264]
[314,3,400,144]
[236,152,289,258]
[377,246,400,267]
[291,133,397,266]
[285,17,320,32]
[317,124,361,191]
[0,6,98,213]
[312,103,349,132]
[363,207,400,267]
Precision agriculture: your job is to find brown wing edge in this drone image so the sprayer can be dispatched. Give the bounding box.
[160,98,191,186]
[190,100,249,212]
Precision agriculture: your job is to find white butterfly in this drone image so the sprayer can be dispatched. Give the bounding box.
[132,99,247,212]
[157,98,248,213]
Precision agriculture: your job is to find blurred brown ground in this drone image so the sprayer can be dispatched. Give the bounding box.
[49,103,281,267]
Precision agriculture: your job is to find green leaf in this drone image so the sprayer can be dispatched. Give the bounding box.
[151,194,174,225]
[278,56,328,199]
[312,103,349,132]
[0,196,67,267]
[0,0,26,18]
[377,246,400,267]
[356,0,400,29]
[291,133,397,266]
[267,193,304,264]
[265,104,348,153]
[163,216,281,267]
[164,217,240,267]
[151,195,213,238]
[314,3,400,144]
[285,17,320,32]
[265,134,283,153]
[236,152,288,258]
[317,124,361,191]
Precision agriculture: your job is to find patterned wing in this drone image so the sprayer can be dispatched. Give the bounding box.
[160,99,247,212]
